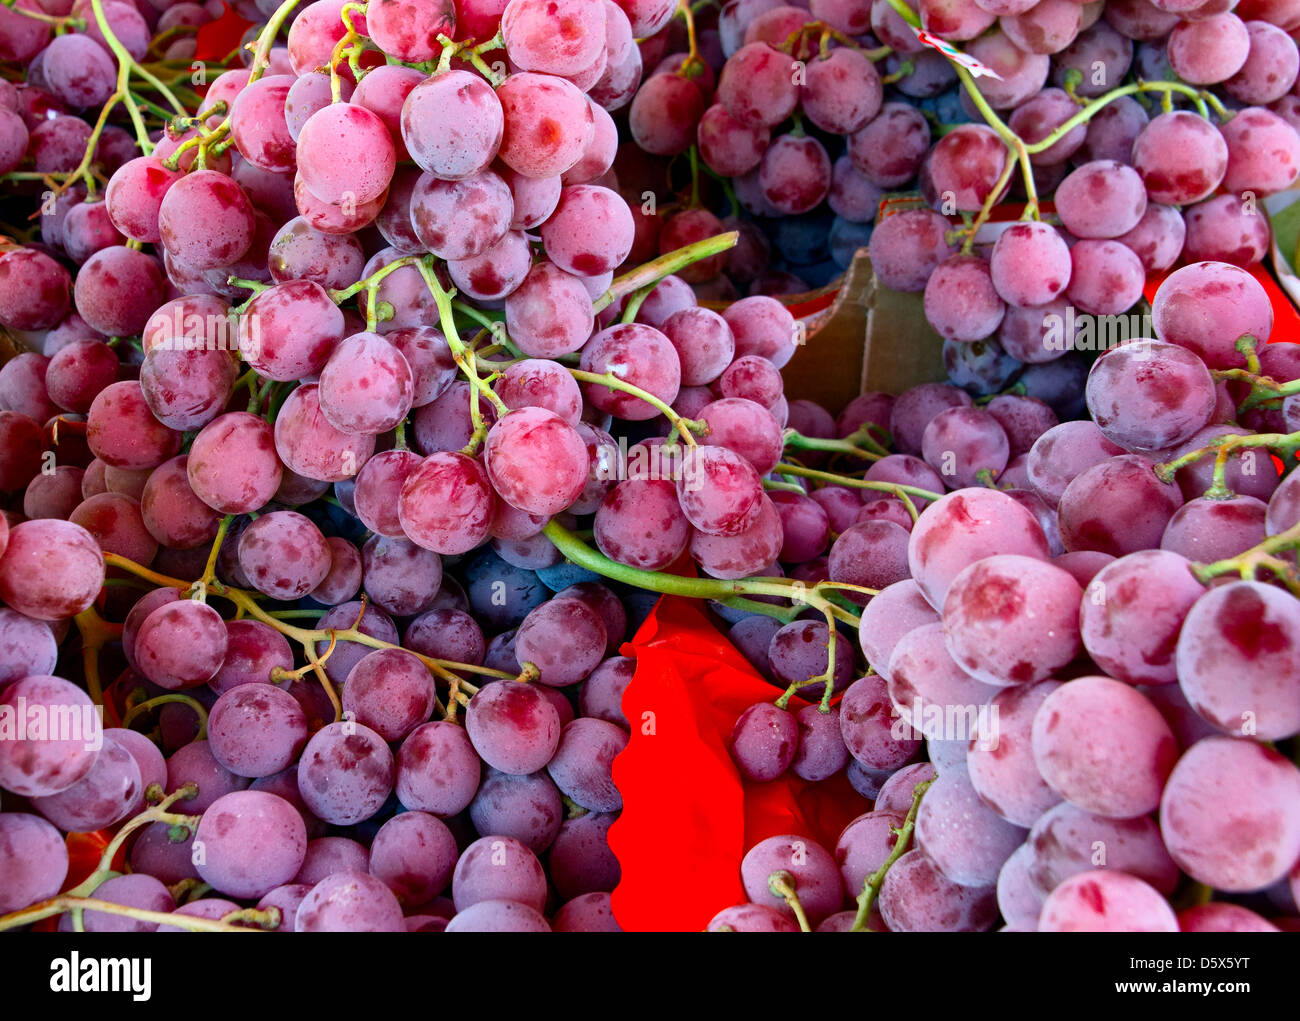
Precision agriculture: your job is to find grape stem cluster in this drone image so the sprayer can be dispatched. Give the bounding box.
[0,783,283,932]
[882,0,1233,250]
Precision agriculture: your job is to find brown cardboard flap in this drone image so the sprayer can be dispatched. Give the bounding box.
[777,249,947,409]
[779,249,874,410]
[863,285,948,397]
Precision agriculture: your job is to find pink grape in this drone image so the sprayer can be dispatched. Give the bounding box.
[238,511,332,600]
[317,332,414,435]
[848,102,930,188]
[916,767,1027,887]
[274,383,375,483]
[1167,12,1250,84]
[1131,111,1228,205]
[1176,581,1300,741]
[1160,736,1300,892]
[1058,455,1184,556]
[907,488,1051,610]
[989,221,1071,307]
[0,519,104,621]
[496,72,594,178]
[942,554,1082,686]
[1031,677,1178,819]
[1038,870,1178,932]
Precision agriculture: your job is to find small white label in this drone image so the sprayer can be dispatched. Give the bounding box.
[912,28,1005,80]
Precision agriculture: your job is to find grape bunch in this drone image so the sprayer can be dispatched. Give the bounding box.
[1,0,1300,937]
[611,0,1300,399]
[710,291,1300,930]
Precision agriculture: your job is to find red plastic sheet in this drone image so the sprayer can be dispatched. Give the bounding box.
[194,4,255,69]
[608,596,863,932]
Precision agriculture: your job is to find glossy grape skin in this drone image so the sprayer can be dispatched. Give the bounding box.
[553,892,621,932]
[1031,677,1178,820]
[185,412,282,517]
[267,216,363,290]
[942,554,1081,687]
[907,488,1051,611]
[1160,494,1267,563]
[156,170,256,271]
[1026,802,1179,896]
[0,519,105,621]
[466,680,562,775]
[0,813,68,913]
[192,790,308,900]
[274,383,375,483]
[397,720,482,817]
[167,732,256,811]
[996,844,1044,931]
[879,849,997,932]
[485,407,590,517]
[1058,455,1184,556]
[826,520,911,604]
[1116,203,1186,274]
[629,72,706,155]
[716,42,799,128]
[397,451,495,555]
[1026,420,1125,509]
[1087,340,1215,452]
[580,323,682,420]
[767,618,856,695]
[922,254,1005,343]
[1038,870,1178,932]
[730,702,799,781]
[706,903,800,932]
[1175,581,1300,741]
[296,870,405,932]
[916,767,1027,888]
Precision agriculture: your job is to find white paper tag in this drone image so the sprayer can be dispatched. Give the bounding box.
[911,28,1005,80]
